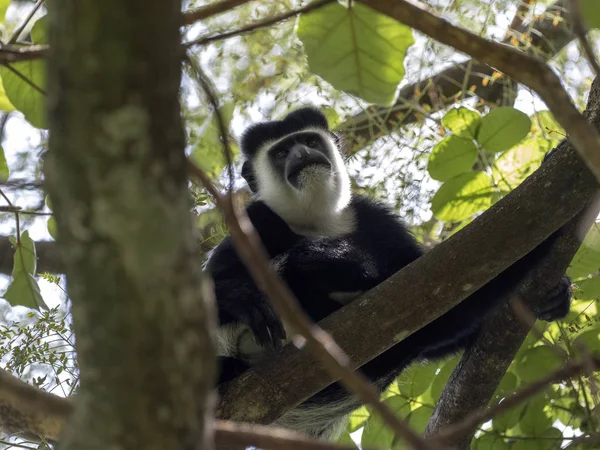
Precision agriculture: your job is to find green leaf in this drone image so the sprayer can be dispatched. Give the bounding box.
[515,346,562,383]
[0,0,9,22]
[431,172,494,222]
[573,328,600,354]
[335,431,358,448]
[397,362,438,397]
[430,356,460,401]
[492,138,550,191]
[476,107,531,153]
[472,434,509,450]
[520,394,552,435]
[493,371,518,399]
[347,405,370,432]
[492,401,525,431]
[47,216,57,240]
[405,406,432,434]
[0,75,15,112]
[361,396,410,449]
[442,107,481,139]
[427,135,477,181]
[0,144,9,181]
[581,0,600,29]
[512,427,562,450]
[568,227,600,279]
[3,231,48,310]
[189,102,236,176]
[1,61,47,129]
[31,15,47,44]
[322,106,341,128]
[575,276,600,299]
[296,2,414,105]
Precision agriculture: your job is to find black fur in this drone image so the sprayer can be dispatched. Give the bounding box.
[207,107,572,439]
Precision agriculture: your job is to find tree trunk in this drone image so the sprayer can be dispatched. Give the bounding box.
[44,2,216,449]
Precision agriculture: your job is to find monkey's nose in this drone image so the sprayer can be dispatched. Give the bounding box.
[290,145,309,160]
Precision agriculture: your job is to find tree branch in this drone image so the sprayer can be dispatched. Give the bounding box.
[422,74,600,448]
[0,368,363,450]
[360,0,600,181]
[182,0,254,26]
[337,0,572,153]
[216,121,598,425]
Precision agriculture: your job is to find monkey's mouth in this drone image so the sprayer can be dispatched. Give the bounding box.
[286,161,332,188]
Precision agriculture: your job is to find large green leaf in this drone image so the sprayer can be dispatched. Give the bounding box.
[476,107,531,153]
[515,346,562,383]
[568,227,600,279]
[189,102,236,176]
[1,61,47,129]
[347,405,370,432]
[427,135,477,181]
[492,138,550,191]
[520,394,553,435]
[296,2,414,105]
[397,362,438,397]
[0,76,15,112]
[0,0,9,22]
[0,144,9,181]
[31,15,47,44]
[581,0,600,29]
[361,396,410,449]
[430,356,460,401]
[3,231,47,310]
[441,107,481,139]
[472,435,509,450]
[431,172,494,222]
[512,427,562,450]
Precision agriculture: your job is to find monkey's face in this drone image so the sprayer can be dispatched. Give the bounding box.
[269,131,333,190]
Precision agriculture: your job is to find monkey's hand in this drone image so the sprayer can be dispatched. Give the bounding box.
[219,296,287,351]
[533,275,572,322]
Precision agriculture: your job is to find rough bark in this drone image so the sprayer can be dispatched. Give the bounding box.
[423,77,600,449]
[337,0,572,153]
[217,134,598,423]
[44,1,216,449]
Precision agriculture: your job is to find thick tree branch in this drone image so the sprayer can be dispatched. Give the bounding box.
[360,0,600,181]
[337,0,572,153]
[0,368,362,450]
[45,0,215,448]
[423,75,600,448]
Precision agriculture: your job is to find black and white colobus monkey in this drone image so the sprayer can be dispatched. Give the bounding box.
[206,107,572,440]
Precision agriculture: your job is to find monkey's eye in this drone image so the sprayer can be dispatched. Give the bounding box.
[276,149,289,159]
[306,138,319,148]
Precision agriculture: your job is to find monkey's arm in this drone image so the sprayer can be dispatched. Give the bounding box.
[207,237,286,349]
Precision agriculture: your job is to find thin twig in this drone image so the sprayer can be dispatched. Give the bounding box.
[185,53,235,195]
[184,0,336,48]
[0,45,48,63]
[568,0,600,78]
[2,63,45,95]
[432,356,600,446]
[215,421,369,450]
[182,0,254,26]
[7,0,45,44]
[0,205,51,216]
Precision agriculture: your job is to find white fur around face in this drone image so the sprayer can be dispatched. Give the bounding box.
[251,128,355,237]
